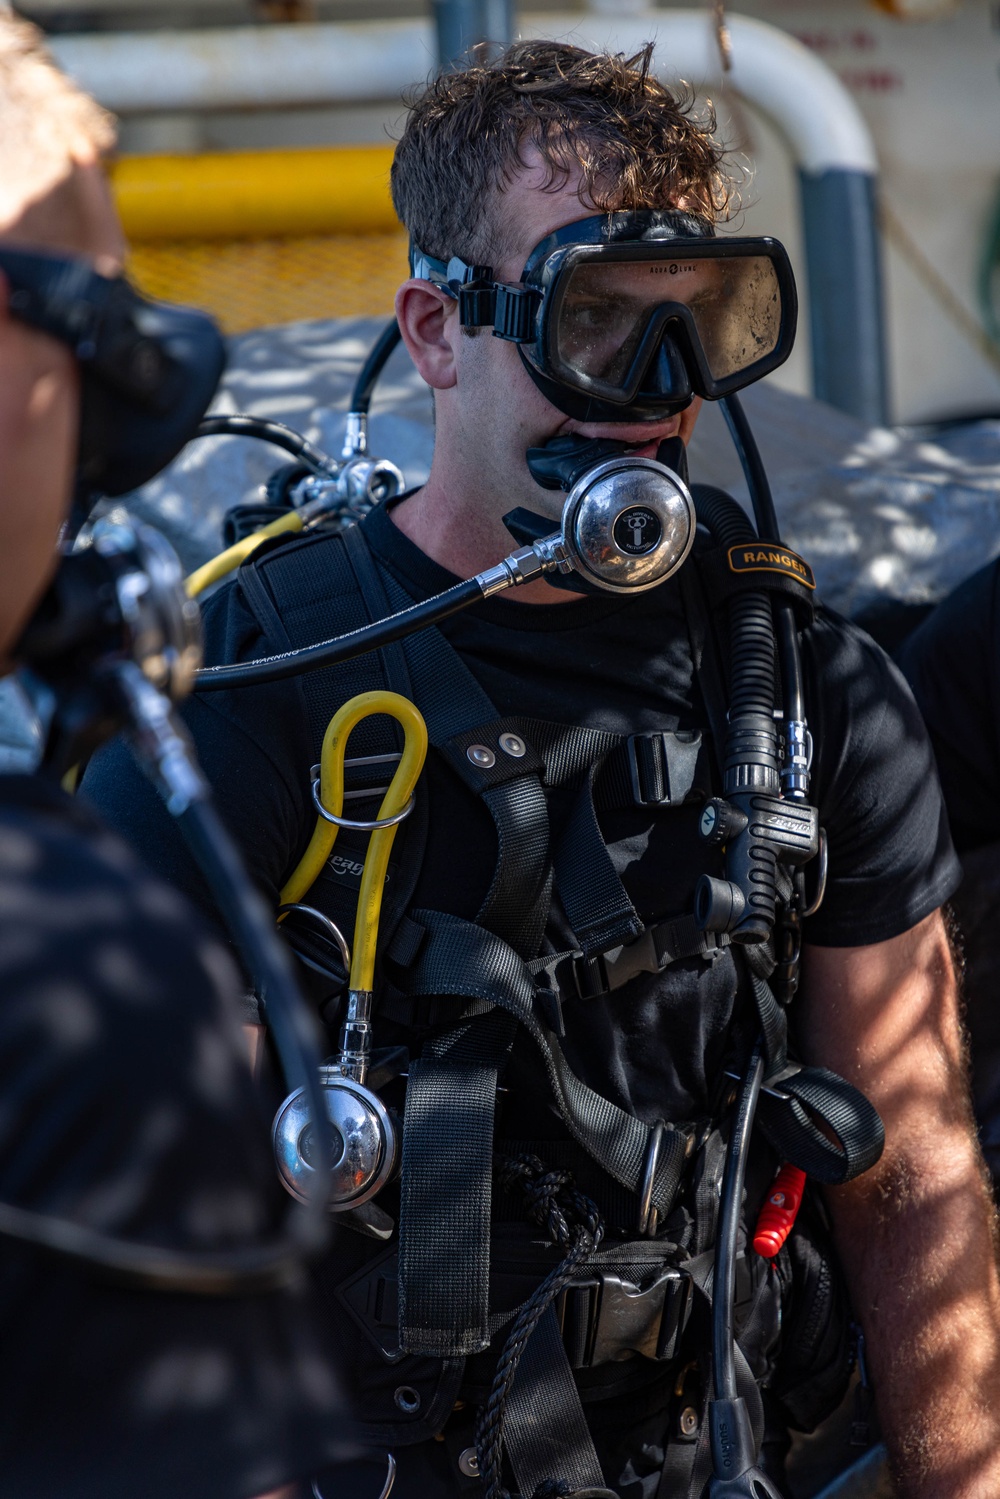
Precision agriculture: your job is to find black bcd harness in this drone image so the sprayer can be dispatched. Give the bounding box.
[233,508,879,1496]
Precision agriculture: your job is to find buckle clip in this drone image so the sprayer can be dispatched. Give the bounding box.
[625,730,704,807]
[492,284,539,342]
[558,1269,691,1368]
[627,733,666,806]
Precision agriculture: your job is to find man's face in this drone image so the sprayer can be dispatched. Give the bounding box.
[432,152,703,521]
[0,157,124,664]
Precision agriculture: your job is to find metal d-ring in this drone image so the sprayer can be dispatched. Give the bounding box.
[312,1452,396,1499]
[801,827,828,920]
[277,903,351,972]
[637,1119,666,1237]
[311,777,415,831]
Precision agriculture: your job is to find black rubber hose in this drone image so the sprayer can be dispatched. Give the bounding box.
[692,484,780,942]
[721,393,780,543]
[174,797,331,1219]
[0,1189,315,1294]
[197,414,336,477]
[193,575,484,692]
[776,604,805,724]
[720,394,806,740]
[712,1037,766,1401]
[350,319,403,416]
[692,485,776,729]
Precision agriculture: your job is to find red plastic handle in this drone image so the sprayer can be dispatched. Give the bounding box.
[753,1163,806,1258]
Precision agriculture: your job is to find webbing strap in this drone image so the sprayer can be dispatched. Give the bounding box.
[401,909,689,1217]
[505,1305,606,1497]
[555,760,644,959]
[655,1432,701,1499]
[757,1065,885,1185]
[750,974,788,1078]
[480,781,552,957]
[378,564,554,957]
[341,522,414,702]
[398,1010,517,1356]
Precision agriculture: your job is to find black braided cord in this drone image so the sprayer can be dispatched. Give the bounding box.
[475,1155,605,1499]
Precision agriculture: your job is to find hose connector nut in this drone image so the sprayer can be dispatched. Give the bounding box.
[698,797,749,848]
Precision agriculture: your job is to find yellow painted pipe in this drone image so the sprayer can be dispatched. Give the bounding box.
[110,144,399,243]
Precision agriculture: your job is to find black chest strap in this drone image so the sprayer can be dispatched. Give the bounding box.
[392,910,691,1221]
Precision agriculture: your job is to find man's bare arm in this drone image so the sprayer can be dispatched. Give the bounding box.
[800,911,1000,1498]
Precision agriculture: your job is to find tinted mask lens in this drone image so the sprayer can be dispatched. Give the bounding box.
[0,247,225,503]
[542,251,785,413]
[549,252,784,401]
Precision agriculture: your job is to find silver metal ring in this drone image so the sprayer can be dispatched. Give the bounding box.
[311,778,414,830]
[313,1453,396,1499]
[637,1119,666,1237]
[802,827,829,920]
[277,904,351,972]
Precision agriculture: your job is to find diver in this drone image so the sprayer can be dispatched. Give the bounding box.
[0,18,349,1497]
[87,40,1000,1499]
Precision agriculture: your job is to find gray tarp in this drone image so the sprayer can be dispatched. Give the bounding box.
[4,314,1000,767]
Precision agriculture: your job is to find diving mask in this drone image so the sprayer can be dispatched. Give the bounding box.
[411,210,797,424]
[0,245,225,507]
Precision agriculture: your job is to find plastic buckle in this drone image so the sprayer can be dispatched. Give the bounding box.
[558,1269,691,1368]
[458,282,497,327]
[626,733,671,806]
[565,951,610,1001]
[491,284,539,342]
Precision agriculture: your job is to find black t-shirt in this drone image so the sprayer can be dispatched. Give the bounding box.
[84,502,959,1132]
[0,773,347,1498]
[897,557,1000,856]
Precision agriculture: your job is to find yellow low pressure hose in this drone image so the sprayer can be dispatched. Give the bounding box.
[185,510,305,598]
[280,690,427,994]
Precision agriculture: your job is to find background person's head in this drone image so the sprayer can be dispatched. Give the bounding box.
[390,42,737,560]
[0,15,123,666]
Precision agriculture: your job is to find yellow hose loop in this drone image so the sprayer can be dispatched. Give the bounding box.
[279,691,427,994]
[185,510,304,598]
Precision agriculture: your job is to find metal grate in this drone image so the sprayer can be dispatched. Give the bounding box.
[127,227,409,332]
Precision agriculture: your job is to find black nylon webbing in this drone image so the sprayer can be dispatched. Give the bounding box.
[341,522,415,703]
[757,1065,885,1185]
[398,1007,518,1356]
[402,909,689,1217]
[505,1305,606,1496]
[750,974,788,1077]
[555,759,643,959]
[479,780,552,957]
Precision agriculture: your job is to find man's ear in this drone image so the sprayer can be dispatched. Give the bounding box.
[395,278,459,391]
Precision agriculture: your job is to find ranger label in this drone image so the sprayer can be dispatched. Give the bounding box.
[727,544,816,589]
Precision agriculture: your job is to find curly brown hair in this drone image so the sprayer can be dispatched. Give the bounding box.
[390,40,734,270]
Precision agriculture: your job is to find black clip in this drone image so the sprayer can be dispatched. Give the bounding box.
[626,732,672,806]
[491,284,539,342]
[458,282,497,327]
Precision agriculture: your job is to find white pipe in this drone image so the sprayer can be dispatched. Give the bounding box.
[49,19,437,115]
[525,13,877,175]
[50,11,876,175]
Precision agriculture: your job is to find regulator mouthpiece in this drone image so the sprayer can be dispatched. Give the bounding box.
[559,453,696,594]
[506,433,696,595]
[272,1066,399,1211]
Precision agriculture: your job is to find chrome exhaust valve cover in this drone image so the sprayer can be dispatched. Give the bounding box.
[272,1066,399,1210]
[561,456,697,594]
